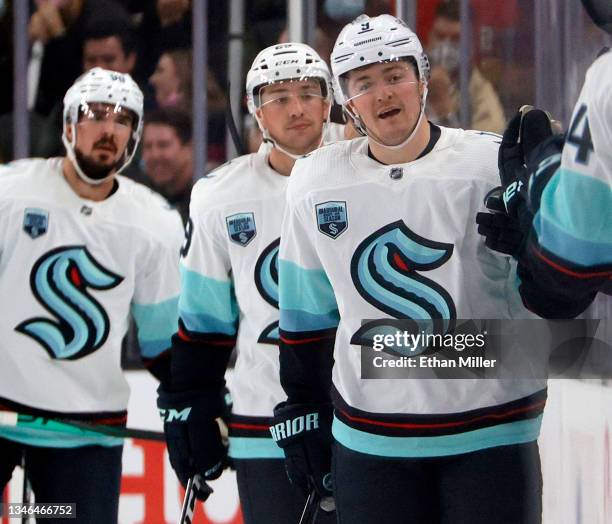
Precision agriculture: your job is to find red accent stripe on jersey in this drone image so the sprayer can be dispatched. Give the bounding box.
[177,327,235,346]
[177,327,191,341]
[280,334,333,345]
[338,399,546,431]
[229,422,270,431]
[533,246,612,279]
[95,415,128,425]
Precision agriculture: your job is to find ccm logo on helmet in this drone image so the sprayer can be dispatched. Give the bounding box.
[270,412,319,441]
[274,59,300,66]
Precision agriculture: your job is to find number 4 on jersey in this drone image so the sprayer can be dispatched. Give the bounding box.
[566,104,594,165]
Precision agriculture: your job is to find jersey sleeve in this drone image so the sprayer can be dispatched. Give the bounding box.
[170,197,238,392]
[131,211,183,362]
[521,54,612,317]
[278,184,339,404]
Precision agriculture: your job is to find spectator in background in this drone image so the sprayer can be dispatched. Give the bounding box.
[135,0,228,93]
[141,108,193,223]
[82,17,136,74]
[425,0,506,133]
[149,49,193,110]
[149,48,226,165]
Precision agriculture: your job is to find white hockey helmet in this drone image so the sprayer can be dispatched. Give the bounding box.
[246,42,333,115]
[330,14,430,106]
[62,67,144,184]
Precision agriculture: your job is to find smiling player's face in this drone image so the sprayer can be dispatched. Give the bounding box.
[346,61,425,147]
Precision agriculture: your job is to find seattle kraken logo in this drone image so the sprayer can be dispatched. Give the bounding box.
[254,238,280,344]
[350,221,456,356]
[16,246,123,360]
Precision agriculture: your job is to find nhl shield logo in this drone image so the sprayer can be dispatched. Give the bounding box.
[226,212,257,246]
[23,208,49,239]
[316,201,348,239]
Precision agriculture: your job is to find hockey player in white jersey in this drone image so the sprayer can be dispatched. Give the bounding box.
[479,0,611,321]
[271,14,546,524]
[156,43,337,523]
[0,68,183,523]
[475,0,611,381]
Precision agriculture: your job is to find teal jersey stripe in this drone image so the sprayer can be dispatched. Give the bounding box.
[178,266,238,335]
[279,259,339,318]
[536,168,612,265]
[132,297,179,358]
[138,338,170,358]
[0,426,122,448]
[280,309,340,332]
[179,310,237,336]
[332,415,543,458]
[228,436,285,459]
[533,212,612,267]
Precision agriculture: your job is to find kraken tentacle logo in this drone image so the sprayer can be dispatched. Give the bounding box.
[16,246,124,360]
[350,221,456,356]
[254,238,280,345]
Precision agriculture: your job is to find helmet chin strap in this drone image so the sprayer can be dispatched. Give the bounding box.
[347,85,429,152]
[62,123,135,185]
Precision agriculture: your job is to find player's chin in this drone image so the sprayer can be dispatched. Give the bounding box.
[92,153,120,165]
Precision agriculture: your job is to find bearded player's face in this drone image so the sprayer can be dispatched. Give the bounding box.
[70,102,135,180]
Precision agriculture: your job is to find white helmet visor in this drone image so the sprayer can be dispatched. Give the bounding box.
[77,102,139,131]
[258,78,327,110]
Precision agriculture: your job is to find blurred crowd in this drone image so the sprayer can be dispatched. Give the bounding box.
[0,0,536,238]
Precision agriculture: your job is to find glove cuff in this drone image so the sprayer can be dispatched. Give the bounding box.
[157,387,226,422]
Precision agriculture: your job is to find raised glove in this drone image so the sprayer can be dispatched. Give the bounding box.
[157,388,228,500]
[271,402,334,498]
[498,105,554,224]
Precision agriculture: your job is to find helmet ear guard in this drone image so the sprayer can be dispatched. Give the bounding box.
[62,67,144,185]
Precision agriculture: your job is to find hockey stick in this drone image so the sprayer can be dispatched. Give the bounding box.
[298,488,336,524]
[21,451,32,524]
[298,489,320,524]
[179,475,213,524]
[0,411,165,442]
[225,81,246,156]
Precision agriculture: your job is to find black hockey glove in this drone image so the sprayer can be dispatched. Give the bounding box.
[476,187,525,257]
[157,387,228,501]
[271,402,334,499]
[498,105,555,230]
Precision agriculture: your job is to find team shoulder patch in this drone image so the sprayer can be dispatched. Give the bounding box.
[315,201,348,239]
[23,208,49,239]
[226,212,257,246]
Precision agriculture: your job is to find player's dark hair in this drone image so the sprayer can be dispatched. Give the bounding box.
[84,14,136,56]
[144,108,192,144]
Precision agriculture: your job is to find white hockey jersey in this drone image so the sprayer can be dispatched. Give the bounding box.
[534,50,612,272]
[179,146,290,459]
[279,128,547,458]
[0,158,183,447]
